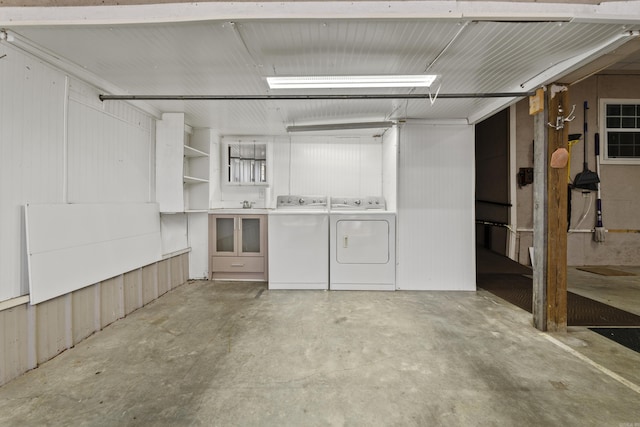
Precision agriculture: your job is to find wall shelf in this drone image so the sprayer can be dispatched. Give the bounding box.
[183,175,209,184]
[184,145,209,158]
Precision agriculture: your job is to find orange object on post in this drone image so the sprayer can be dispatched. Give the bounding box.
[550,148,569,168]
[529,88,544,115]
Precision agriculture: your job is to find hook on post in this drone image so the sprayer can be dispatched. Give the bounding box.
[548,103,576,130]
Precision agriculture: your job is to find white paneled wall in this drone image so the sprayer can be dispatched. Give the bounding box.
[1,45,155,302]
[187,213,209,279]
[287,135,382,197]
[396,122,475,291]
[218,135,383,208]
[67,80,154,203]
[268,136,292,206]
[0,45,191,388]
[160,214,188,255]
[0,44,66,301]
[382,126,398,211]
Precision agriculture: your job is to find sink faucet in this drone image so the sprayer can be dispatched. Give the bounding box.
[242,200,254,209]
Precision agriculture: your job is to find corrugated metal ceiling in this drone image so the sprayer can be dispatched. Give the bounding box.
[7,17,640,134]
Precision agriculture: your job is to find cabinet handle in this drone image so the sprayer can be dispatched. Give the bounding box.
[231,263,244,267]
[343,236,348,248]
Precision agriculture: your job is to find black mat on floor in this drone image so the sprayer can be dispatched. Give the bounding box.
[590,328,640,353]
[477,273,640,327]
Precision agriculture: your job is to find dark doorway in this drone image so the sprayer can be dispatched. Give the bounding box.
[475,108,510,255]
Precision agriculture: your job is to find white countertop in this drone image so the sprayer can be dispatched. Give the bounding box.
[208,208,396,215]
[208,208,272,215]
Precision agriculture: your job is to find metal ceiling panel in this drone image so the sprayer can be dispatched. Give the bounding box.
[9,18,640,135]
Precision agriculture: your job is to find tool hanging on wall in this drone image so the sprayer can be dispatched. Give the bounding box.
[566,133,581,231]
[573,101,600,191]
[594,133,606,242]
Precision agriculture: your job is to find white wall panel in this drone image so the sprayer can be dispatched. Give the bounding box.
[25,203,162,304]
[0,45,66,302]
[382,127,398,212]
[187,213,209,279]
[397,123,475,291]
[67,80,153,204]
[288,135,382,197]
[0,48,155,304]
[219,135,382,206]
[269,137,291,207]
[160,213,188,255]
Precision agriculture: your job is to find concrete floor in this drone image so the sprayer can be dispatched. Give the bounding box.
[1,278,639,426]
[568,265,640,317]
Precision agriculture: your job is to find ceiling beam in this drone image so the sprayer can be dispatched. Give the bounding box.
[3,1,639,28]
[0,1,594,26]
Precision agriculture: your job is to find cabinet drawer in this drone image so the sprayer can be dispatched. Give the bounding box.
[211,256,264,273]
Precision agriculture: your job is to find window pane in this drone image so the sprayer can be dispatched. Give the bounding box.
[607,131,640,158]
[620,146,634,157]
[621,133,634,145]
[606,102,640,159]
[607,117,621,128]
[622,117,636,128]
[607,104,621,116]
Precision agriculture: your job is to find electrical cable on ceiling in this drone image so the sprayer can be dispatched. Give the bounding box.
[424,21,470,73]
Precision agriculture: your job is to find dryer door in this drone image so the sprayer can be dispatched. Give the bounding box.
[336,219,389,264]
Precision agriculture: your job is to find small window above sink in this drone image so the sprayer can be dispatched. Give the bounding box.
[223,140,269,186]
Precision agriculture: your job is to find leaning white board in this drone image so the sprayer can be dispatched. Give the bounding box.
[25,203,162,305]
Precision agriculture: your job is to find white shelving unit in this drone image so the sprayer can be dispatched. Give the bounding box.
[156,113,213,279]
[183,132,210,212]
[156,113,211,213]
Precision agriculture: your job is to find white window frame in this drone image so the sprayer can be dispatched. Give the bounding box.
[599,98,640,165]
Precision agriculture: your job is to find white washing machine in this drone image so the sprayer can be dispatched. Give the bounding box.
[330,197,396,291]
[268,195,329,290]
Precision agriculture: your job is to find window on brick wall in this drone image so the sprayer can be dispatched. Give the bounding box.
[601,99,640,164]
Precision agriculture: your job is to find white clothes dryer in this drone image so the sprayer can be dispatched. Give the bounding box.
[329,197,396,291]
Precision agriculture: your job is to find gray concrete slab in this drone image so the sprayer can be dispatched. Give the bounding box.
[0,281,639,426]
[568,266,640,316]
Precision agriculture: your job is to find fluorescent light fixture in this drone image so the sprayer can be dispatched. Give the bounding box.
[286,121,394,132]
[268,75,437,89]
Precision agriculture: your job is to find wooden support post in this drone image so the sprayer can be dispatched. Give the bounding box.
[546,85,569,332]
[532,88,547,330]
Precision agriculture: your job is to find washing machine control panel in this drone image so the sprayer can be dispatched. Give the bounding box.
[277,195,328,209]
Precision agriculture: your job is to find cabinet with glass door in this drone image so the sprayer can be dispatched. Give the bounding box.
[209,214,267,281]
